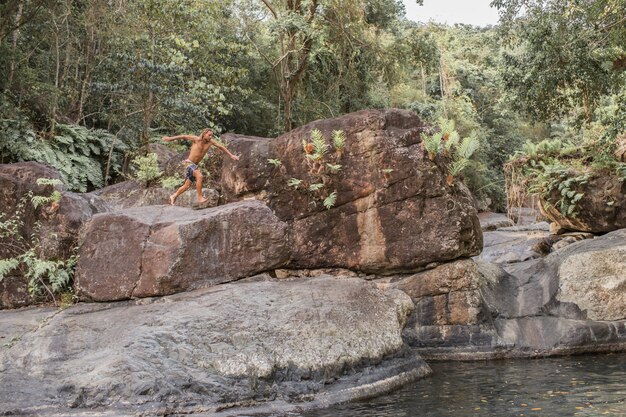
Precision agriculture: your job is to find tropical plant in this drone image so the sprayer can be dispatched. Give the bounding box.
[323,191,338,209]
[422,131,443,161]
[332,130,346,151]
[0,180,76,305]
[287,178,303,189]
[307,129,330,162]
[132,153,162,186]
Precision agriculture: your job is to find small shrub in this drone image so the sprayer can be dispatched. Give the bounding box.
[133,153,162,185]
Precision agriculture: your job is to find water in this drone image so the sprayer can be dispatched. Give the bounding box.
[303,354,626,417]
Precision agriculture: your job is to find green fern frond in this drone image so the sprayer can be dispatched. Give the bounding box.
[287,178,303,188]
[332,130,346,150]
[326,163,342,173]
[444,131,461,152]
[423,132,443,159]
[449,158,469,177]
[35,178,63,187]
[309,183,324,191]
[323,192,337,209]
[267,158,282,167]
[310,129,329,159]
[457,136,480,160]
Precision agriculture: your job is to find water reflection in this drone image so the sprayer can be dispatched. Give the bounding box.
[304,353,626,417]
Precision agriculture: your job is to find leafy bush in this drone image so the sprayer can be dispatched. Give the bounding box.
[505,131,626,218]
[132,153,162,185]
[0,118,128,192]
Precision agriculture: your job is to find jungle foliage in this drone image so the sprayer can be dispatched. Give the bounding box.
[0,0,624,211]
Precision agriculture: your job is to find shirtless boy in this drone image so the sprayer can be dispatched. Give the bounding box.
[163,129,239,205]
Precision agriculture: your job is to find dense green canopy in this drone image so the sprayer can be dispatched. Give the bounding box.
[0,0,624,208]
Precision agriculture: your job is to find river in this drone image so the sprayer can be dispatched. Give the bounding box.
[303,353,626,417]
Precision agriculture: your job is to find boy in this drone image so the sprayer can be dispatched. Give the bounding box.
[163,129,239,205]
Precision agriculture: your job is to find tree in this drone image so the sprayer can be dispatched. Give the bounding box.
[492,0,626,122]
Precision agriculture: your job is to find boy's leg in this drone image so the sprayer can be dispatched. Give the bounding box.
[170,180,191,205]
[193,169,208,203]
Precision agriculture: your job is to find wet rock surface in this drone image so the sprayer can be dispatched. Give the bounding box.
[0,277,430,416]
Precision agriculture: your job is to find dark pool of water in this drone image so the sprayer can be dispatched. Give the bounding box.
[303,353,626,417]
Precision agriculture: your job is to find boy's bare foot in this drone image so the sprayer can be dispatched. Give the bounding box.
[169,195,176,205]
[197,197,208,204]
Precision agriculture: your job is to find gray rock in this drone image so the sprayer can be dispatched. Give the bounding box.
[477,212,514,231]
[76,200,291,301]
[0,277,430,416]
[556,229,626,321]
[477,229,549,265]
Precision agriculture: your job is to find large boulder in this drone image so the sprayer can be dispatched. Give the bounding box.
[220,109,482,273]
[539,173,626,233]
[0,277,430,416]
[556,229,626,321]
[394,260,484,327]
[75,200,290,301]
[392,231,626,359]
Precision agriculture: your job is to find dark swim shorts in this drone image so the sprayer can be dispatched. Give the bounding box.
[185,161,198,182]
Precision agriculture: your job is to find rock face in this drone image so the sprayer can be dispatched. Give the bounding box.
[397,223,626,360]
[556,229,626,321]
[220,109,483,273]
[0,277,430,416]
[75,200,290,301]
[92,180,220,210]
[539,174,626,233]
[395,260,484,327]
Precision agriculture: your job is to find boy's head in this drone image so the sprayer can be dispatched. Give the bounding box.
[200,128,213,141]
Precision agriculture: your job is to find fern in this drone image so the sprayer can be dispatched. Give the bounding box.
[422,132,443,160]
[326,163,342,173]
[449,158,469,177]
[267,158,282,167]
[309,129,329,161]
[287,178,303,188]
[443,131,460,154]
[0,259,20,281]
[309,183,324,192]
[332,130,346,150]
[323,191,337,209]
[438,118,456,138]
[457,135,480,160]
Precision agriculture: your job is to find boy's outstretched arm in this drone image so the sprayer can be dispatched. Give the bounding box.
[213,140,240,161]
[163,134,198,142]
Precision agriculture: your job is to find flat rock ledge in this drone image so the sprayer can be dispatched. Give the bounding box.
[0,277,430,416]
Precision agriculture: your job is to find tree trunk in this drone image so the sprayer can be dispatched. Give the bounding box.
[6,1,23,90]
